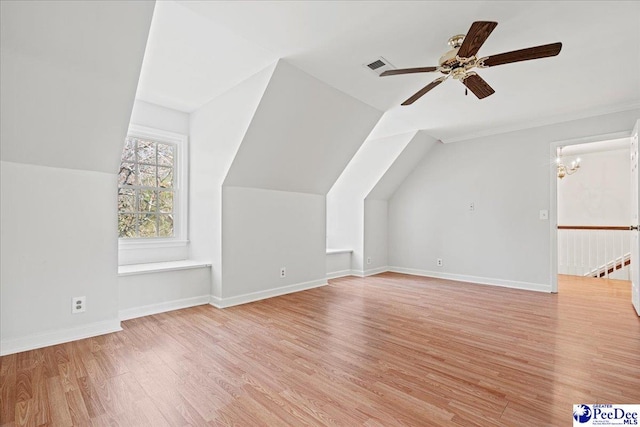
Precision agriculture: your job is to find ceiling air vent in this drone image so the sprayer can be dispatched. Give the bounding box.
[363,57,395,76]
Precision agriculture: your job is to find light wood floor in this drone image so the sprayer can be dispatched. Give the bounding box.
[1,273,639,426]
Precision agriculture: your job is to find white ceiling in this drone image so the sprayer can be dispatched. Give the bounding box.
[135,1,640,143]
[562,137,630,155]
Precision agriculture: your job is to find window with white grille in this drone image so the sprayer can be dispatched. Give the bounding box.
[116,125,188,265]
[118,137,176,238]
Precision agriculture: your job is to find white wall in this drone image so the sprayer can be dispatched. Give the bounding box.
[0,1,154,174]
[362,131,438,276]
[367,131,439,200]
[364,199,388,272]
[389,109,640,292]
[118,267,211,320]
[327,131,437,275]
[224,60,382,194]
[558,148,630,226]
[1,162,121,354]
[213,60,380,303]
[220,186,326,303]
[327,132,416,273]
[118,101,214,311]
[130,99,190,135]
[0,1,154,355]
[189,64,276,298]
[326,251,352,278]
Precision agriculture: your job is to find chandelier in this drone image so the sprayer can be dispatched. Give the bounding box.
[556,147,580,179]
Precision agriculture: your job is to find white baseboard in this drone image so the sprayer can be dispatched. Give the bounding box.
[388,266,551,293]
[326,269,353,279]
[363,266,389,277]
[211,278,327,308]
[349,266,390,278]
[0,319,122,356]
[119,295,210,321]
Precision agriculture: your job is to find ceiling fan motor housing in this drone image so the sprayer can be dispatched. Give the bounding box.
[380,21,562,104]
[439,34,466,68]
[439,47,460,68]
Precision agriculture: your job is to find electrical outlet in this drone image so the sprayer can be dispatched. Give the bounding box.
[72,296,86,314]
[469,202,475,211]
[436,258,443,267]
[367,257,371,265]
[280,267,286,278]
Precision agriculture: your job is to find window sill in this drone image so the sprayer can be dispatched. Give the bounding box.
[118,260,212,277]
[326,249,353,255]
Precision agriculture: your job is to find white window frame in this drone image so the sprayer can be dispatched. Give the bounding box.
[118,124,188,263]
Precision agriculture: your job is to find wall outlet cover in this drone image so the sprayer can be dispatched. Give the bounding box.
[72,296,86,314]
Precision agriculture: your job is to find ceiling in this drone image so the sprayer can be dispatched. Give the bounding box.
[562,137,630,156]
[135,1,640,143]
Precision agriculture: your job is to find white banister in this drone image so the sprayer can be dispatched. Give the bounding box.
[558,226,630,280]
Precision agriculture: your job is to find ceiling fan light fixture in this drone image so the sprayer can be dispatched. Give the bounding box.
[380,21,562,105]
[448,34,466,48]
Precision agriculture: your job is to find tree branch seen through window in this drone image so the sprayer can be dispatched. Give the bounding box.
[118,137,175,238]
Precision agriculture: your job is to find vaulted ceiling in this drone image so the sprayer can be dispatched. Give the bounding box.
[136,1,640,143]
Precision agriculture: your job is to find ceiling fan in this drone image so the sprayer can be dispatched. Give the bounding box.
[381,21,562,105]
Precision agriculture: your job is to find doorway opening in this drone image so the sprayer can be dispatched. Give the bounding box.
[550,134,632,292]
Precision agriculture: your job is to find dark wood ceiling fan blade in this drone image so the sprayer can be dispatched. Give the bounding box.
[380,66,438,76]
[481,42,562,67]
[462,73,495,99]
[401,77,446,105]
[457,21,498,58]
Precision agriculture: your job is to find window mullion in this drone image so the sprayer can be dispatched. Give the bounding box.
[134,139,140,236]
[155,143,159,237]
[119,134,179,240]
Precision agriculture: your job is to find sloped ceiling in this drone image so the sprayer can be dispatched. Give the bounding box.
[0,1,155,173]
[192,63,278,186]
[135,1,275,112]
[329,131,418,201]
[367,132,439,200]
[223,60,381,194]
[138,1,640,143]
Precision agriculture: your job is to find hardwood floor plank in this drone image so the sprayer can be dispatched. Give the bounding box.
[81,356,107,386]
[146,388,193,426]
[0,355,16,378]
[0,373,16,425]
[135,397,172,427]
[56,363,78,393]
[44,377,72,427]
[14,371,32,403]
[51,345,70,367]
[13,400,33,427]
[64,389,91,426]
[174,394,209,426]
[31,367,50,426]
[77,376,106,418]
[1,273,639,426]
